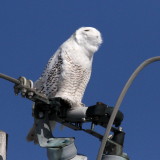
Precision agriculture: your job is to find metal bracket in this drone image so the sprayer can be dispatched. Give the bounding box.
[102,128,129,160]
[35,111,77,160]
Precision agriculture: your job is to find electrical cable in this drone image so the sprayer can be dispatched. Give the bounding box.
[0,73,20,84]
[97,56,160,160]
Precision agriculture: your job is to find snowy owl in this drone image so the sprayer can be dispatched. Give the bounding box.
[27,27,102,143]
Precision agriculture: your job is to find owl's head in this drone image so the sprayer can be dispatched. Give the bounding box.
[74,27,103,53]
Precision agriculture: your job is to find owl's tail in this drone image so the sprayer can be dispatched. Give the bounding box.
[26,121,56,144]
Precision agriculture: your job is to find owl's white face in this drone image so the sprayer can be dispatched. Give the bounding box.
[74,27,103,52]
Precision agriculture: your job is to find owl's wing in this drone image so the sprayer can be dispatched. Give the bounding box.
[34,49,63,97]
[27,49,63,143]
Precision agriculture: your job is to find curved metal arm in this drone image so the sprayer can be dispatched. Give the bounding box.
[97,56,160,160]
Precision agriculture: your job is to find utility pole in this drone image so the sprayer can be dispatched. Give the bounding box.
[0,131,7,160]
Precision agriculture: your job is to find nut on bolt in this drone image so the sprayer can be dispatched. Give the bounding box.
[28,92,34,99]
[21,88,27,97]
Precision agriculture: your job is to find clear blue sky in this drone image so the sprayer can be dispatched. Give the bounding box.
[0,0,160,159]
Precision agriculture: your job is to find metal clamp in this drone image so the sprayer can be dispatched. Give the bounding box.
[102,127,129,160]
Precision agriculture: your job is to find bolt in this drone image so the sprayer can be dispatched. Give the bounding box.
[21,89,27,97]
[118,127,123,131]
[39,112,44,118]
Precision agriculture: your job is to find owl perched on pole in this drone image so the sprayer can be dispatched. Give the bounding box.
[27,27,102,143]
